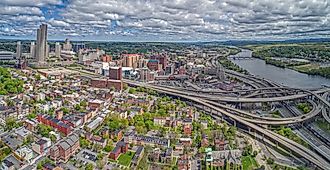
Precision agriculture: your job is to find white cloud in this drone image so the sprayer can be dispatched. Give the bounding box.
[1,0,330,40]
[0,6,42,15]
[49,18,70,27]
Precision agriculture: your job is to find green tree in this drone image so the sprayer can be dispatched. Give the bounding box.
[85,163,94,170]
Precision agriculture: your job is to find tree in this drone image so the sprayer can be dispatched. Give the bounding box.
[80,100,87,107]
[96,159,105,169]
[128,88,136,94]
[37,124,53,137]
[61,107,69,114]
[5,117,19,131]
[50,134,57,142]
[85,163,94,170]
[74,104,81,111]
[266,158,274,165]
[27,113,37,120]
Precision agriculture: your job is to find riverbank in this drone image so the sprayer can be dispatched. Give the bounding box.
[230,50,330,88]
[262,58,330,79]
[246,44,330,79]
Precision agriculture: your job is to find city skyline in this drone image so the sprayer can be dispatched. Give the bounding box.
[0,0,330,41]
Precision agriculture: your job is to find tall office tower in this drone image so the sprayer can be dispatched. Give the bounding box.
[55,42,61,58]
[46,44,49,60]
[63,38,72,51]
[16,41,22,59]
[36,24,48,63]
[72,43,85,52]
[30,42,36,58]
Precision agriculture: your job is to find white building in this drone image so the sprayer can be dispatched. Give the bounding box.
[15,147,34,163]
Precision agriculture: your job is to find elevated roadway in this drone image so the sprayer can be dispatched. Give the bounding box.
[321,92,330,124]
[204,100,322,125]
[146,81,330,103]
[123,80,330,169]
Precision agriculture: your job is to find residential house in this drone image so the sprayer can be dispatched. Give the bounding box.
[131,146,144,169]
[32,137,52,155]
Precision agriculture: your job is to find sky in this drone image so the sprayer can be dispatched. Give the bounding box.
[0,0,330,41]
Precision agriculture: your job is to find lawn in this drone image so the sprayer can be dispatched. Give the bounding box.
[117,151,135,167]
[242,156,258,170]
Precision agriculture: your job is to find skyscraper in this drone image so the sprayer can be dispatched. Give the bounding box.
[16,41,22,59]
[30,42,36,58]
[55,42,61,58]
[36,24,48,64]
[63,38,72,51]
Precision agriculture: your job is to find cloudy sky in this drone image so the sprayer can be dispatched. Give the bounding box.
[0,0,329,41]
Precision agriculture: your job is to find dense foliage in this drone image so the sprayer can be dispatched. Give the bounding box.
[0,67,24,95]
[251,44,330,62]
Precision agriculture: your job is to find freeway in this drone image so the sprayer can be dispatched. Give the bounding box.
[204,99,322,125]
[284,103,330,162]
[123,80,330,169]
[201,89,329,103]
[321,92,330,124]
[152,81,327,103]
[144,80,330,103]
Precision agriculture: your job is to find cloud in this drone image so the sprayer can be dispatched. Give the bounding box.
[0,0,62,7]
[0,0,330,40]
[49,18,70,27]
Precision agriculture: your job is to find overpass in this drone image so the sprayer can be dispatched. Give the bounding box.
[73,68,330,169]
[204,99,322,125]
[123,80,330,170]
[141,81,330,103]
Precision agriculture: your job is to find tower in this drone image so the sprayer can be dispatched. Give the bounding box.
[16,41,22,59]
[36,24,48,64]
[63,38,72,51]
[30,42,36,58]
[55,42,61,58]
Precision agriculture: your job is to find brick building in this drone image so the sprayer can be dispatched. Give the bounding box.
[49,134,80,162]
[109,67,122,80]
[37,114,72,135]
[109,141,129,160]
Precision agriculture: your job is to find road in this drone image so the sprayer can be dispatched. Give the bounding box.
[124,80,330,170]
[70,67,330,169]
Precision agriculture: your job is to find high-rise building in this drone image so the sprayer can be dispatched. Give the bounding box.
[122,54,140,68]
[30,42,36,58]
[109,67,122,80]
[72,43,85,52]
[55,42,61,58]
[151,55,167,70]
[46,44,49,60]
[36,24,48,64]
[16,41,22,59]
[63,38,72,51]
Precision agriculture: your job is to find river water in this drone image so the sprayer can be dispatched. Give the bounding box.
[229,50,330,88]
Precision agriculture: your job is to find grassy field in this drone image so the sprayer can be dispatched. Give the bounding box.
[117,151,135,167]
[293,64,320,72]
[242,156,258,170]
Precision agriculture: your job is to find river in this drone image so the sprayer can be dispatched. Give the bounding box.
[229,49,330,88]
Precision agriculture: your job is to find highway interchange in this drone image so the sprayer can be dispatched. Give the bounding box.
[123,77,330,170]
[74,66,330,170]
